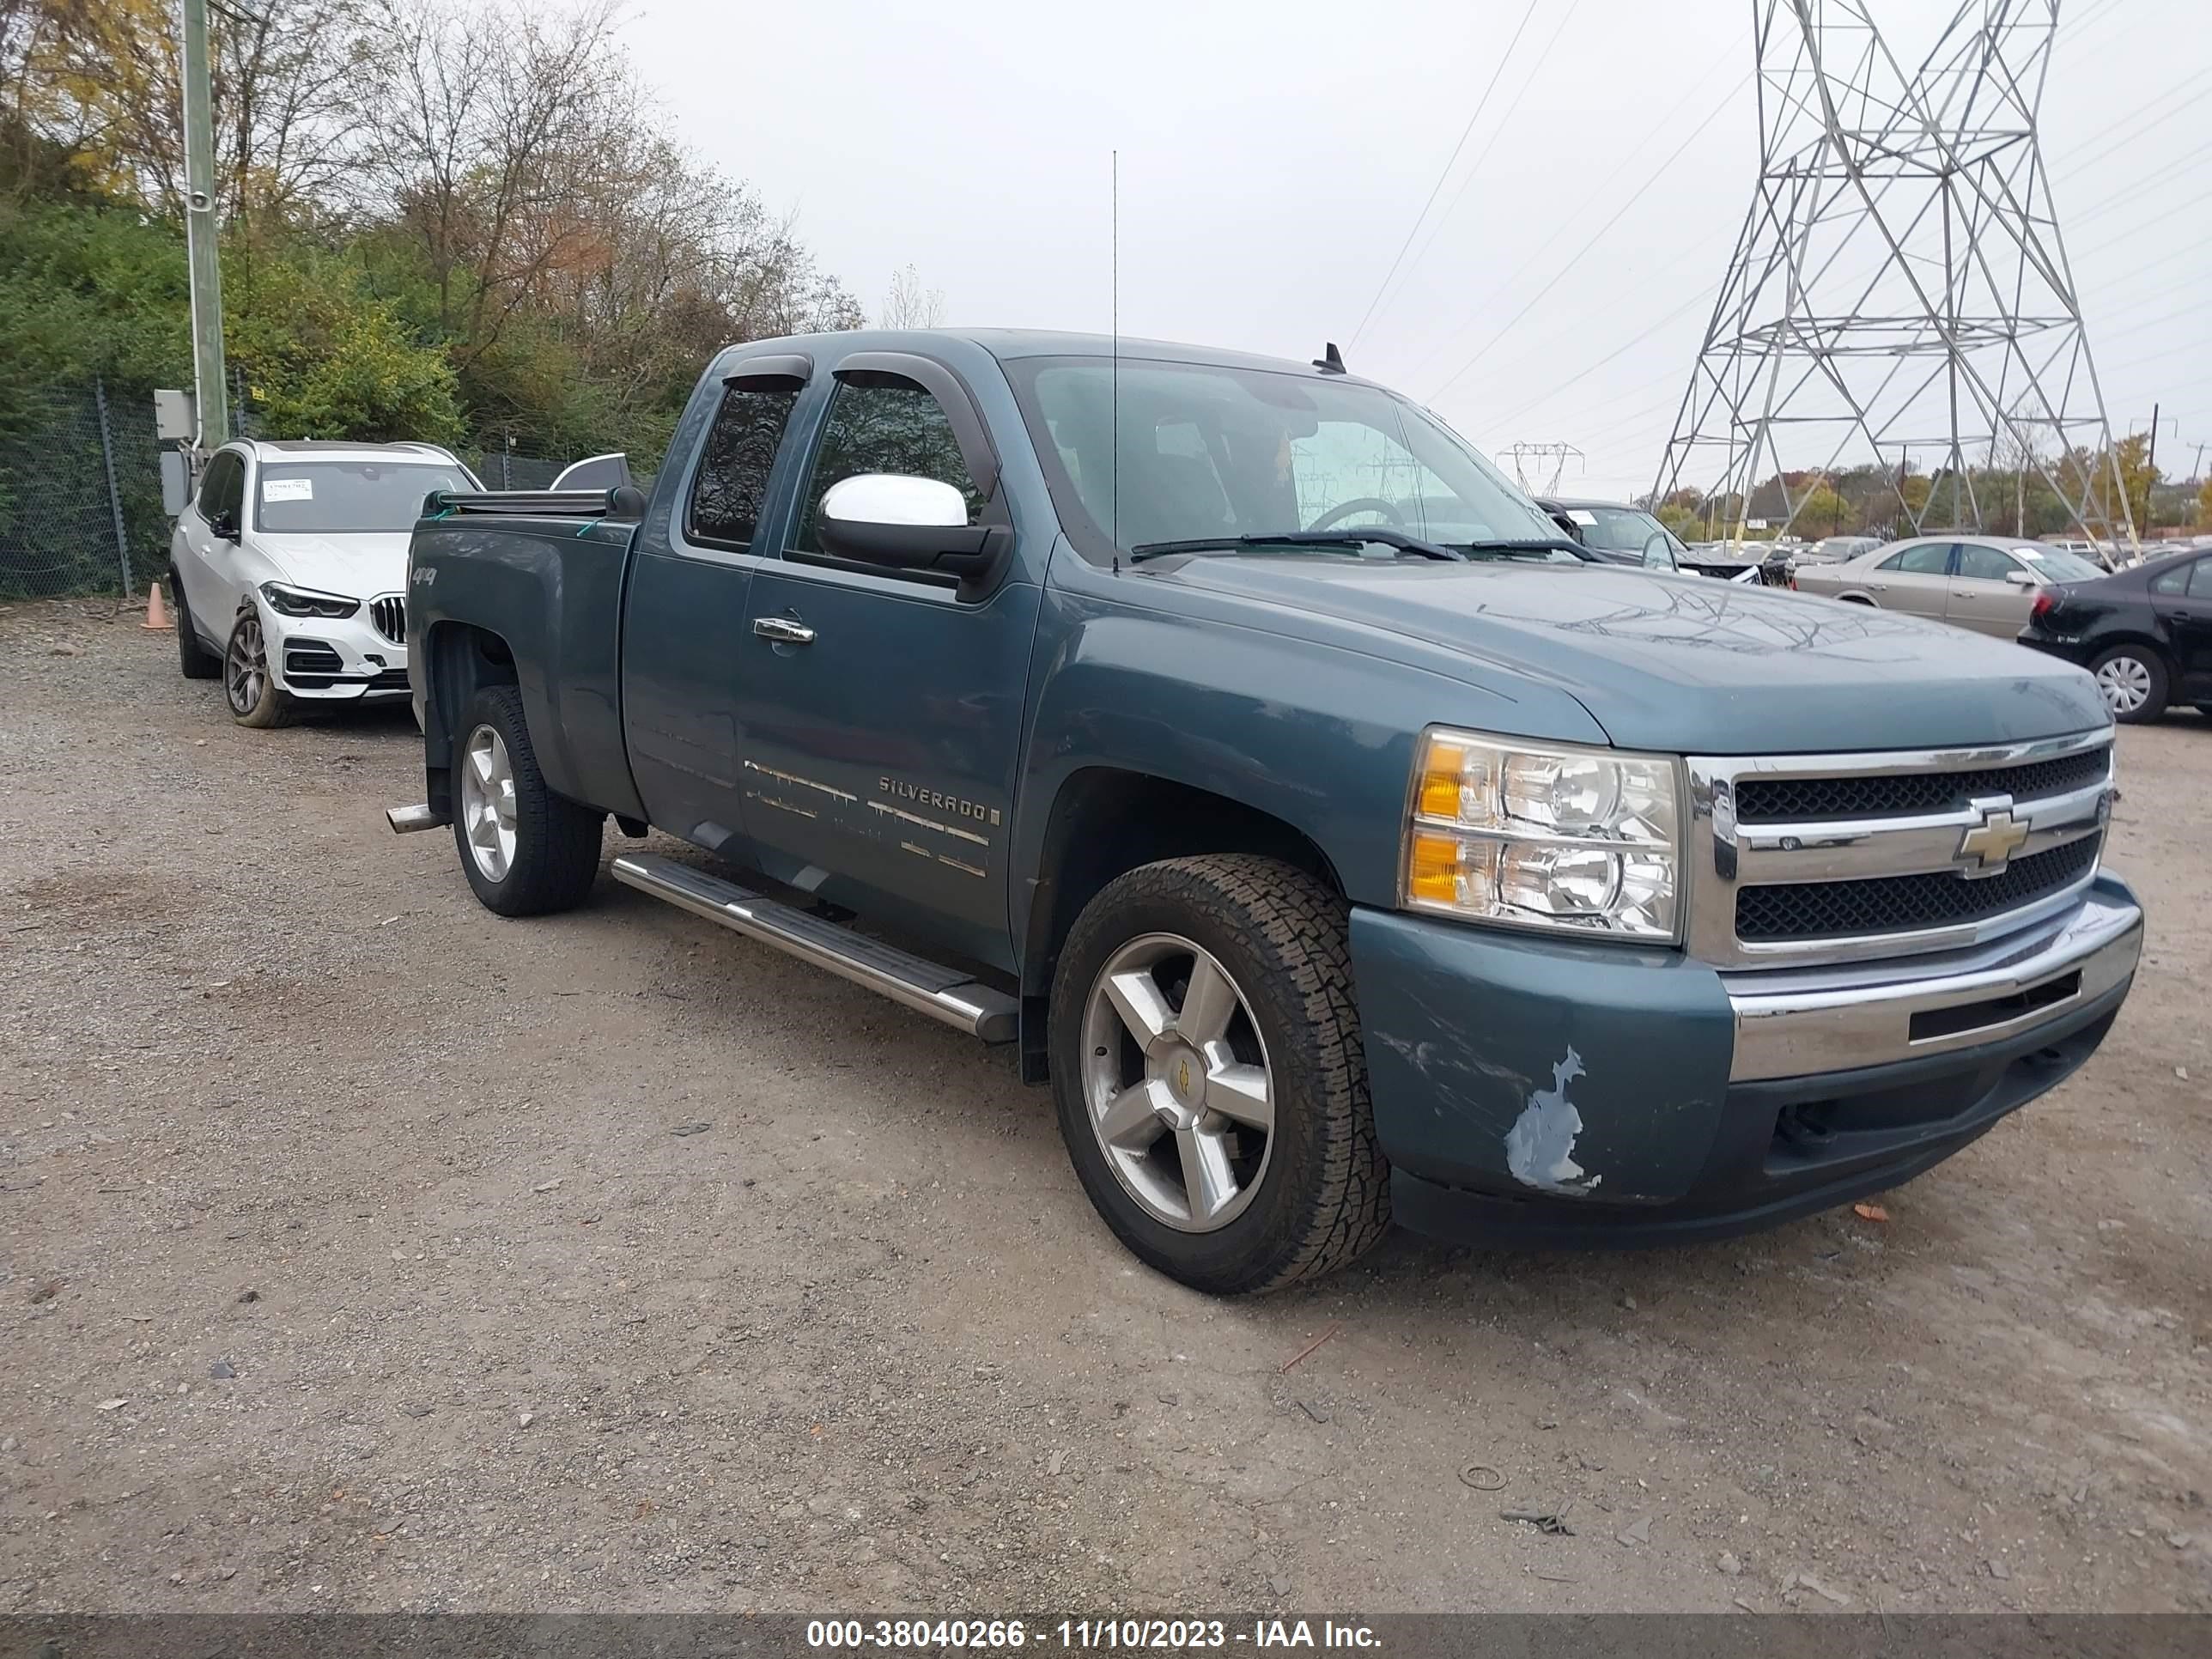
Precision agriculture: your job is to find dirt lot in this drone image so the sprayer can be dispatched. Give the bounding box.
[2,599,2208,1615]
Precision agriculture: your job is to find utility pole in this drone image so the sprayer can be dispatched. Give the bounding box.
[2145,402,2160,521]
[180,0,228,449]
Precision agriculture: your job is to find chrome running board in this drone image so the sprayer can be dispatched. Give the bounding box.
[611,853,1018,1043]
[386,802,444,833]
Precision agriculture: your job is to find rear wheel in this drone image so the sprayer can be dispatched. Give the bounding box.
[452,684,604,916]
[1048,854,1389,1294]
[172,568,219,679]
[2090,646,2167,723]
[224,611,295,727]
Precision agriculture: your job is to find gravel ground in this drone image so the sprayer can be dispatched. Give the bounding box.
[3,599,2209,1614]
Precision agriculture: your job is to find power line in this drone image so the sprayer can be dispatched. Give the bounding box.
[1407,41,1751,388]
[1427,84,1749,403]
[1345,0,1543,349]
[2070,133,2212,229]
[2048,63,2212,180]
[1389,0,1585,304]
[1480,280,1723,435]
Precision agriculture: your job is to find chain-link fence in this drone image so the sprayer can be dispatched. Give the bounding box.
[0,380,172,601]
[0,385,613,602]
[459,446,567,491]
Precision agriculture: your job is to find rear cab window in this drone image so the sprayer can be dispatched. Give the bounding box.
[686,380,805,550]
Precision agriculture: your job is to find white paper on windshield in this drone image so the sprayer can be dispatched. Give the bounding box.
[262,477,314,502]
[1566,508,1597,526]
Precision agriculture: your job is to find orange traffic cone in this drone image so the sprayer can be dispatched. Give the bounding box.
[143,579,173,632]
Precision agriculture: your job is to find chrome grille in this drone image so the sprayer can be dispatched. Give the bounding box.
[1734,747,2112,823]
[1686,730,2112,968]
[1736,833,2103,942]
[369,593,407,644]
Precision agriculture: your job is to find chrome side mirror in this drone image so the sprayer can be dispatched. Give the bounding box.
[821,473,968,529]
[813,472,1005,586]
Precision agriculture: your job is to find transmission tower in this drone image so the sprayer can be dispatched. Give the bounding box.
[1505,441,1583,495]
[1654,1,2137,549]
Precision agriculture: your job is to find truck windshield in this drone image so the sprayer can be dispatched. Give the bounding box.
[254,462,476,534]
[1004,356,1562,562]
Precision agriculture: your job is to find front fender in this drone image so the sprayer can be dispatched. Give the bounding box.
[1010,575,1613,954]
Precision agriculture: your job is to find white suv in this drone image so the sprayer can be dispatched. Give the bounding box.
[168,440,477,726]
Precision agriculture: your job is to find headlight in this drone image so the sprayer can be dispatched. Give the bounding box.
[1402,728,1683,940]
[258,580,359,619]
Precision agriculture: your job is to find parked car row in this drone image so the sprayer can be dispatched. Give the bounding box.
[1784,533,2212,723]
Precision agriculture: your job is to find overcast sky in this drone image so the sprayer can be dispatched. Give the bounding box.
[624,0,2212,497]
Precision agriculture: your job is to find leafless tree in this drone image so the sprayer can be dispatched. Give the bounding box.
[879,262,945,329]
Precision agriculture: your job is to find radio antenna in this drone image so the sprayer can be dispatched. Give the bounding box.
[1111,148,1120,568]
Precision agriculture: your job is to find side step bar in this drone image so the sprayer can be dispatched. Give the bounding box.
[386,802,445,833]
[611,853,1018,1043]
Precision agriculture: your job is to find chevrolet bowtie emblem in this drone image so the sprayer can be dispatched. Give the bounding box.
[1958,805,2031,873]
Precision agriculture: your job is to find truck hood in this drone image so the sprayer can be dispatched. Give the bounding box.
[1148,556,2108,753]
[252,532,410,599]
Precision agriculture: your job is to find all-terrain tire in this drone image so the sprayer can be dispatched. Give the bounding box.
[452,683,604,917]
[172,568,220,679]
[1048,854,1390,1294]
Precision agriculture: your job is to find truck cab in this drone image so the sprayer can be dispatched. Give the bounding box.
[391,328,2142,1294]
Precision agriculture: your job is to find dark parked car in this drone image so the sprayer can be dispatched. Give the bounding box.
[1534,497,1683,569]
[2016,547,2212,722]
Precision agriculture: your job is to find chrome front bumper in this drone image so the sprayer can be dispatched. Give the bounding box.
[1724,883,2142,1082]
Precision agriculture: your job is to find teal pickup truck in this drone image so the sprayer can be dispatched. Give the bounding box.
[388,328,2142,1293]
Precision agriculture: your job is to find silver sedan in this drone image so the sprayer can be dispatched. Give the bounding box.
[1791,534,2109,637]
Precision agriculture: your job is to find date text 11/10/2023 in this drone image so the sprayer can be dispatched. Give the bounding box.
[803,1620,1382,1650]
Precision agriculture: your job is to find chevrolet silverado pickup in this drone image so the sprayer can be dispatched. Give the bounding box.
[387,328,2143,1294]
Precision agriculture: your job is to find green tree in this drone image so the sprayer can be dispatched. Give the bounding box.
[2111,432,2158,533]
[225,243,461,441]
[1795,484,1851,536]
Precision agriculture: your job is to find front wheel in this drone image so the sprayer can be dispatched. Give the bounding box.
[224,611,295,727]
[2090,646,2167,724]
[451,684,604,916]
[1048,854,1389,1294]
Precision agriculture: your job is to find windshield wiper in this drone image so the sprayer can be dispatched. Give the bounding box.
[1447,538,1597,562]
[1127,529,1465,563]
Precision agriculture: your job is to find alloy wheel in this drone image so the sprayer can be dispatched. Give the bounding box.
[1079,933,1274,1233]
[459,723,519,882]
[225,615,267,714]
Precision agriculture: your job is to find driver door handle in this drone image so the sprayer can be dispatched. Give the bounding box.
[752,615,815,645]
